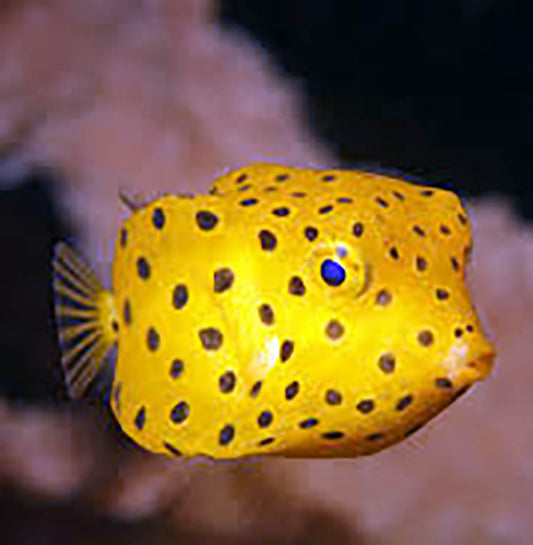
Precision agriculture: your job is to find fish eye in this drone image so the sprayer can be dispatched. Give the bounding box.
[321,259,346,286]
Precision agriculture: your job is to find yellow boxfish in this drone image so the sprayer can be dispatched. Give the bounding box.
[52,163,495,459]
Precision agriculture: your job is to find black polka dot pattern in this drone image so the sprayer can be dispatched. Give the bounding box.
[352,222,364,237]
[322,431,344,440]
[137,257,150,279]
[285,381,299,400]
[325,389,342,405]
[120,228,128,248]
[259,230,277,251]
[164,442,182,457]
[219,424,235,446]
[378,353,396,374]
[356,399,375,414]
[396,394,413,411]
[214,268,234,293]
[417,330,434,347]
[152,207,165,229]
[258,304,274,325]
[170,359,184,379]
[196,210,219,230]
[272,206,290,217]
[199,328,223,350]
[240,198,259,207]
[170,401,189,424]
[318,205,333,214]
[219,370,236,393]
[135,406,146,430]
[257,411,273,428]
[147,327,160,351]
[304,226,318,241]
[375,289,392,306]
[325,320,344,340]
[280,340,294,362]
[123,299,132,325]
[435,377,453,389]
[250,380,262,397]
[173,284,189,309]
[258,437,275,446]
[288,276,306,295]
[299,417,319,429]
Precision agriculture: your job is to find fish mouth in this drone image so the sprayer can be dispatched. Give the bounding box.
[456,350,495,384]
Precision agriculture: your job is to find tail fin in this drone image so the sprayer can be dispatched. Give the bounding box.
[52,243,118,398]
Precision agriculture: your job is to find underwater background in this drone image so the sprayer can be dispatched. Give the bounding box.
[1,1,532,543]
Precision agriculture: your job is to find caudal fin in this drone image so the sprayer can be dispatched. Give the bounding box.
[52,243,118,398]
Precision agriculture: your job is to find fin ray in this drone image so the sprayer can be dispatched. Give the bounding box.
[52,242,117,399]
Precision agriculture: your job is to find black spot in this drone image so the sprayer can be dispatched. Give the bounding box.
[458,213,468,225]
[285,381,299,400]
[170,359,184,379]
[325,320,344,340]
[378,353,396,374]
[272,206,290,217]
[120,228,128,247]
[420,189,434,197]
[152,207,165,229]
[276,173,289,182]
[250,380,262,397]
[389,247,400,260]
[264,186,278,192]
[240,198,259,206]
[375,289,392,306]
[280,340,294,362]
[172,284,189,309]
[412,225,426,237]
[258,437,275,446]
[257,410,273,428]
[134,406,146,430]
[318,205,333,214]
[416,256,428,272]
[466,324,475,333]
[137,257,151,279]
[291,191,307,198]
[219,370,236,393]
[337,197,352,204]
[321,174,336,182]
[436,288,450,300]
[375,197,389,208]
[164,442,182,457]
[123,299,132,325]
[288,276,306,295]
[236,173,248,184]
[325,389,342,405]
[196,210,219,230]
[352,222,364,237]
[238,184,251,192]
[440,225,451,235]
[147,327,160,351]
[112,320,119,333]
[366,433,382,442]
[259,229,277,251]
[199,328,223,350]
[299,417,319,429]
[258,304,274,325]
[435,377,453,389]
[396,394,413,411]
[454,327,464,338]
[214,268,234,293]
[170,401,190,424]
[392,191,405,201]
[451,256,460,272]
[322,431,344,440]
[304,226,318,241]
[417,330,434,347]
[219,424,235,446]
[356,399,375,414]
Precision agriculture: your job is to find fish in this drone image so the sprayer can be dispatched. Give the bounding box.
[52,163,495,459]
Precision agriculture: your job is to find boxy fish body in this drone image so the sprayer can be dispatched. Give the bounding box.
[53,163,495,459]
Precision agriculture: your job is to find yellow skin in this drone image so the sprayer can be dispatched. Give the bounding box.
[110,164,494,458]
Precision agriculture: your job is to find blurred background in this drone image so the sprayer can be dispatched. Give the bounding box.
[1,1,533,544]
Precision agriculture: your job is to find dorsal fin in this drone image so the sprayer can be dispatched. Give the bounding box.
[119,189,169,211]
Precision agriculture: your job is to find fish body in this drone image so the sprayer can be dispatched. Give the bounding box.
[53,163,495,458]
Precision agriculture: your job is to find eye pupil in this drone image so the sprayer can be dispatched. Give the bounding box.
[321,259,346,286]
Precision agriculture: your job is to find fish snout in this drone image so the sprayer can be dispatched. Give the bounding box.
[457,340,495,384]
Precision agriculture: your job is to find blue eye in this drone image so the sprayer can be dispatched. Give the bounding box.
[321,259,346,286]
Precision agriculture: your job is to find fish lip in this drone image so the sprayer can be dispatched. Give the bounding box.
[459,351,495,383]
